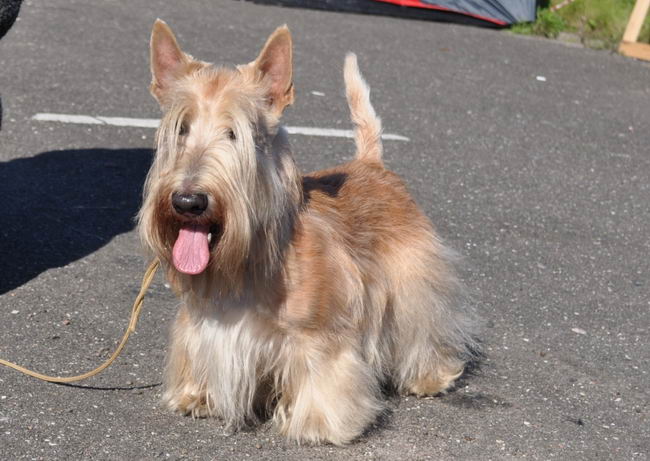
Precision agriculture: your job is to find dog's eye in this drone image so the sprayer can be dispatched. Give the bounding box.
[179,122,189,136]
[228,129,236,141]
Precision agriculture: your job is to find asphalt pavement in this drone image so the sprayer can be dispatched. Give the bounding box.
[0,1,649,459]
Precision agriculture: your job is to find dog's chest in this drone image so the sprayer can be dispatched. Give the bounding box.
[185,300,284,377]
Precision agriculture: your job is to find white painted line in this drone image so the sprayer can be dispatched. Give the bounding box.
[33,113,160,128]
[32,113,410,142]
[285,126,409,141]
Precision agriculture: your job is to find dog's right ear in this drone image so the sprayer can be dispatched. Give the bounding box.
[150,19,190,103]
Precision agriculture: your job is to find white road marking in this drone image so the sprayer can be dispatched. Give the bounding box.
[285,126,409,141]
[33,113,160,128]
[32,113,410,141]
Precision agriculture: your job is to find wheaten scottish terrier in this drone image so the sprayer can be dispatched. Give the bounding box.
[137,19,478,445]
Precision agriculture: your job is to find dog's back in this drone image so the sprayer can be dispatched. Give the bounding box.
[301,160,424,254]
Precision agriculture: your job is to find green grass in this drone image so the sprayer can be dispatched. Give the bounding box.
[511,8,565,38]
[511,0,650,49]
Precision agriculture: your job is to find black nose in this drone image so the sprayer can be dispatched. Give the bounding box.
[172,193,208,216]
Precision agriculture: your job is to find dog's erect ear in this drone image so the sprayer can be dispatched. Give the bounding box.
[253,25,294,116]
[150,19,190,102]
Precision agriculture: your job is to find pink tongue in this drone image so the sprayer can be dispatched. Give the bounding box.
[172,224,211,275]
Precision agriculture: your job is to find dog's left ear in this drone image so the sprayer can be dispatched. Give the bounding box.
[253,25,294,116]
[150,19,191,103]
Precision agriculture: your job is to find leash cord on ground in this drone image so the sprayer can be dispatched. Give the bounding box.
[0,259,160,383]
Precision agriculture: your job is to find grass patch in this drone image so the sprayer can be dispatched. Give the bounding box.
[511,8,565,38]
[511,0,650,49]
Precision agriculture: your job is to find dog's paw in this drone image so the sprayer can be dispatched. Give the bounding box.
[165,391,210,418]
[406,366,464,397]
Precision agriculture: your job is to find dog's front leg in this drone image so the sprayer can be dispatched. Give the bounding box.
[162,305,210,418]
[275,342,383,445]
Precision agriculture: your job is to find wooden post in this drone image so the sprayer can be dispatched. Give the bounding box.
[619,0,650,61]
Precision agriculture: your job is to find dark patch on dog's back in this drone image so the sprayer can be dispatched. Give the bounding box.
[302,172,348,200]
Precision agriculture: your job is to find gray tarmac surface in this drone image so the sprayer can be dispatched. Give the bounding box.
[1,1,649,459]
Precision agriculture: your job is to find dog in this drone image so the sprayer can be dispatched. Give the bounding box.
[137,19,478,445]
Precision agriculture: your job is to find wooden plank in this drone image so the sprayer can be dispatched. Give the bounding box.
[619,41,650,61]
[622,0,650,43]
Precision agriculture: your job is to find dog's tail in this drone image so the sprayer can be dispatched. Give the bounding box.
[344,53,383,164]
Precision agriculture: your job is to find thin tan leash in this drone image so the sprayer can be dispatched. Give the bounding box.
[0,259,160,383]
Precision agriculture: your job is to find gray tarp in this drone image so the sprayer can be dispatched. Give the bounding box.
[416,0,536,24]
[249,0,538,26]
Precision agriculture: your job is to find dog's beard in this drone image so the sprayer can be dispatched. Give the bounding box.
[144,192,263,298]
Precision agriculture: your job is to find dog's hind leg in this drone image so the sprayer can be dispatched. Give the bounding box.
[387,240,478,397]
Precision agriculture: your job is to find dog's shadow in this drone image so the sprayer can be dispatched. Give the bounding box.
[0,148,152,294]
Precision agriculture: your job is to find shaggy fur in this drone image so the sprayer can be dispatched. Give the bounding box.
[138,19,479,445]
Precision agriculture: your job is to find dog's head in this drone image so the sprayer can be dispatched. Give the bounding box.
[138,20,300,296]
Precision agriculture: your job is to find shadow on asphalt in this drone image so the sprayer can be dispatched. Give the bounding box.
[0,148,152,294]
